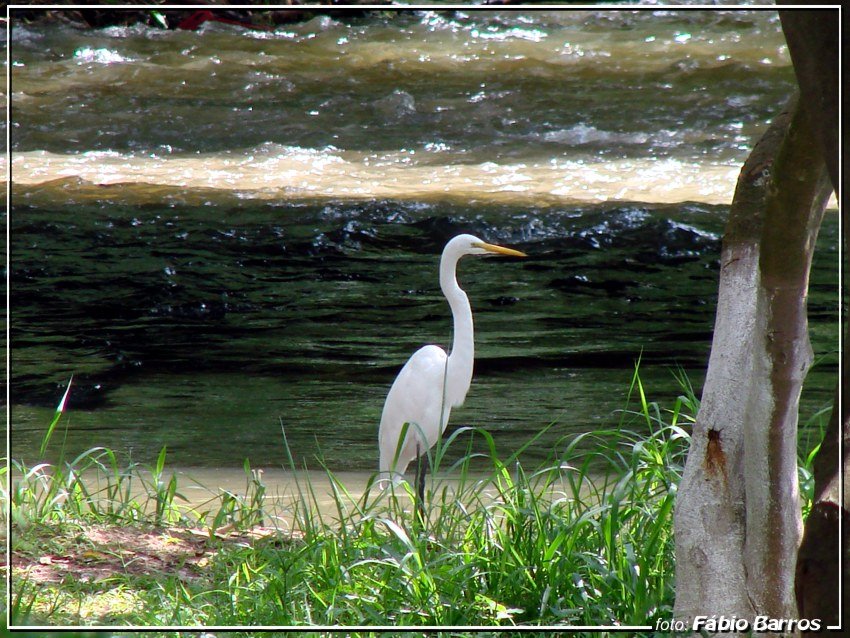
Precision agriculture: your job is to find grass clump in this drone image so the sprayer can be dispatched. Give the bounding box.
[9,366,697,631]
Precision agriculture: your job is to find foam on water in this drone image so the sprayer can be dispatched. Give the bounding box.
[12,148,744,206]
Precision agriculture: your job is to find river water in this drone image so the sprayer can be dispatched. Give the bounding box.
[8,9,839,477]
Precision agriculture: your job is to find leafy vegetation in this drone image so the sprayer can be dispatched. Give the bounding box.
[5,365,821,634]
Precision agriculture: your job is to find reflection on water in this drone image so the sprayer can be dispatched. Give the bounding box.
[9,9,838,472]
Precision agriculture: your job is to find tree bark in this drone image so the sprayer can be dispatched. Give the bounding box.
[777,8,846,630]
[744,93,831,619]
[672,113,775,625]
[674,91,832,631]
[777,9,839,195]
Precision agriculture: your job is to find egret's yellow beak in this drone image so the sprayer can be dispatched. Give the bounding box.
[475,241,527,258]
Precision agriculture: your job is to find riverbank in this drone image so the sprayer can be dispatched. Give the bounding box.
[8,369,701,629]
[8,6,394,31]
[7,368,825,630]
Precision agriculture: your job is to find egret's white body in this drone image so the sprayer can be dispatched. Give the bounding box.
[377,234,525,486]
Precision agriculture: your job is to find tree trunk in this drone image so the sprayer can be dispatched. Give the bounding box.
[673,90,832,631]
[744,93,831,619]
[777,8,846,630]
[777,9,839,194]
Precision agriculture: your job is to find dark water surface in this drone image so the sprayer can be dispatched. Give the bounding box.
[9,9,838,471]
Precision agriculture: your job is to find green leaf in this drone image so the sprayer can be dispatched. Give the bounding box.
[150,10,168,29]
[155,445,168,476]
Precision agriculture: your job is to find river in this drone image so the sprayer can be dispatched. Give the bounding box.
[8,9,838,479]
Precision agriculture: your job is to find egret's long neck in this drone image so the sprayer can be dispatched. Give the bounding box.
[440,252,474,407]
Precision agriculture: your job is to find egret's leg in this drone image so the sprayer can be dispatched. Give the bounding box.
[417,453,429,512]
[414,445,429,525]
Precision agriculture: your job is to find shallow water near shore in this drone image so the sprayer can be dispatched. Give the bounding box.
[20,466,604,525]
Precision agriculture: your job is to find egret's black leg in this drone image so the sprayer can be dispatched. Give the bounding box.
[414,445,429,527]
[417,452,429,520]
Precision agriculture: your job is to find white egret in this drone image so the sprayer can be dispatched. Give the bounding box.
[377,234,526,499]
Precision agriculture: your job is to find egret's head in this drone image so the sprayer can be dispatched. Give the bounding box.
[449,233,527,258]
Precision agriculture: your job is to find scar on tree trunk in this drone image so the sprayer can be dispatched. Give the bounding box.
[704,428,727,483]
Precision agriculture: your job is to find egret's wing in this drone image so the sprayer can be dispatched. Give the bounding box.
[378,345,448,475]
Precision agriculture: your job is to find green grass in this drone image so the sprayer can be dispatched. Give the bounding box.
[4,365,820,634]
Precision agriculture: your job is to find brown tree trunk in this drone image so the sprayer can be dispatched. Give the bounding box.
[777,8,846,630]
[777,9,839,194]
[674,90,832,631]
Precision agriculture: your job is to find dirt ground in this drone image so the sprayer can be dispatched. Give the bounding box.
[10,522,297,587]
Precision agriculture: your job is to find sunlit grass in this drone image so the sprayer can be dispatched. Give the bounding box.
[5,364,820,632]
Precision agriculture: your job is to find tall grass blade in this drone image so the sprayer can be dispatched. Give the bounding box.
[39,375,73,457]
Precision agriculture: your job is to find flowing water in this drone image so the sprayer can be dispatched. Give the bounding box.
[8,9,839,477]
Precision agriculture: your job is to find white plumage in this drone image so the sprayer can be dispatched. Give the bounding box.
[377,233,526,486]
